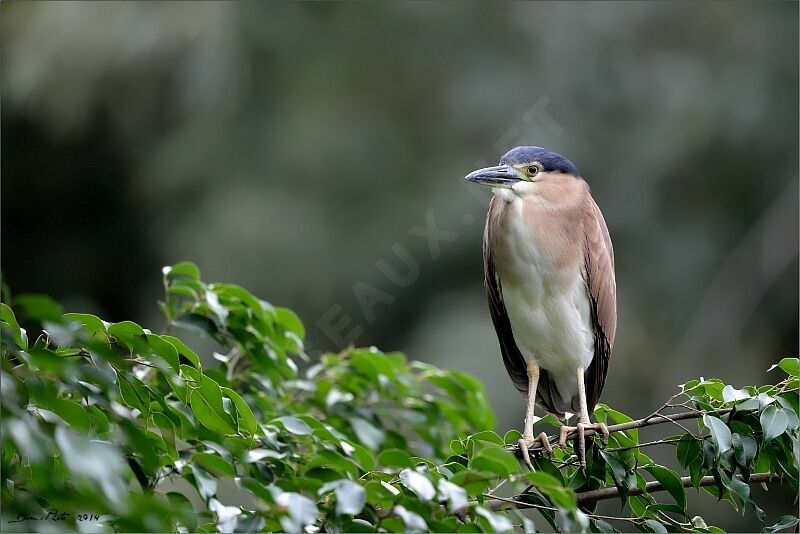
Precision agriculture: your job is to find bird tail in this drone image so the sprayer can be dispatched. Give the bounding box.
[535,369,578,418]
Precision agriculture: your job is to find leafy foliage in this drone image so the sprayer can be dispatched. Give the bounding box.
[1,264,797,532]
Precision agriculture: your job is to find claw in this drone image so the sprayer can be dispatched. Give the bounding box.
[559,425,572,448]
[518,433,553,471]
[597,422,610,445]
[559,422,609,468]
[518,438,535,471]
[537,432,553,457]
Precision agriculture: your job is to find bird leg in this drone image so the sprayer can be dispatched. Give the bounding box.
[558,366,609,469]
[518,360,553,471]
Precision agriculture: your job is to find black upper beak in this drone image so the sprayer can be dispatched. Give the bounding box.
[464,164,518,186]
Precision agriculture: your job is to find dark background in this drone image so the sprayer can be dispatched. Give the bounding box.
[2,2,797,529]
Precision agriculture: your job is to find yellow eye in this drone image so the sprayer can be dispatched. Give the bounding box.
[527,165,540,176]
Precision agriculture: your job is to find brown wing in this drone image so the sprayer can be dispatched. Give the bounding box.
[582,194,617,414]
[483,196,564,413]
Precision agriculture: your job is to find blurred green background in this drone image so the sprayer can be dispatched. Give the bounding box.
[1,2,797,528]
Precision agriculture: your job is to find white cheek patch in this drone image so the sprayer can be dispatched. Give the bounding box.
[493,187,516,202]
[511,181,538,194]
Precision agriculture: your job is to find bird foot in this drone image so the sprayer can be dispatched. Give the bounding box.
[518,432,552,471]
[558,422,609,468]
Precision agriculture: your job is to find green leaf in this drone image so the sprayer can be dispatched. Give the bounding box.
[399,468,436,501]
[475,506,513,533]
[450,469,494,497]
[590,518,616,533]
[49,398,92,433]
[173,313,220,338]
[763,515,799,533]
[15,294,64,322]
[503,429,522,444]
[1,302,19,328]
[117,372,147,414]
[189,389,237,435]
[524,471,576,509]
[193,452,235,478]
[676,434,703,470]
[377,449,413,468]
[63,312,108,334]
[600,450,632,494]
[276,307,306,339]
[273,491,319,533]
[319,480,366,516]
[723,385,751,403]
[736,397,762,412]
[469,430,504,445]
[760,405,789,441]
[732,433,758,469]
[393,504,427,533]
[777,396,800,430]
[108,320,145,337]
[166,492,198,530]
[54,427,127,504]
[364,481,399,508]
[595,404,637,441]
[1,303,27,349]
[273,415,312,436]
[769,358,799,377]
[437,478,467,512]
[145,334,180,371]
[161,335,200,367]
[642,519,669,533]
[471,445,519,476]
[190,464,218,500]
[220,387,257,435]
[718,469,751,506]
[303,450,361,481]
[164,261,201,281]
[351,417,384,450]
[644,464,686,510]
[703,414,732,453]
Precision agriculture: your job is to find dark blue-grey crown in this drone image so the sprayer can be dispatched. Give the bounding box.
[499,146,580,177]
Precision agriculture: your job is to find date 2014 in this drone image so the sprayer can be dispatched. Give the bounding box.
[10,510,101,523]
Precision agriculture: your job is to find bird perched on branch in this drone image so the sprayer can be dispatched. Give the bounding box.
[465,146,616,469]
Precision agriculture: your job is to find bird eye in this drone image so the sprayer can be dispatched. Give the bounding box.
[527,165,539,176]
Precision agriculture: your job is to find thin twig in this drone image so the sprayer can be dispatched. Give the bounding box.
[604,435,710,454]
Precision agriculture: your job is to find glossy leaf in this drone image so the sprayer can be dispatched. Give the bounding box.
[399,468,436,501]
[221,387,258,435]
[320,480,366,516]
[703,414,732,453]
[760,405,789,441]
[189,389,237,435]
[644,464,686,510]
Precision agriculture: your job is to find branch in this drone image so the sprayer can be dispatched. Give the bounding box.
[483,473,778,512]
[508,408,732,457]
[574,472,777,505]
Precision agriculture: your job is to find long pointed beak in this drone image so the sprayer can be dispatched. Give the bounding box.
[465,164,518,186]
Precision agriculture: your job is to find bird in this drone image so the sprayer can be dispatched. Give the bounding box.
[465,146,616,470]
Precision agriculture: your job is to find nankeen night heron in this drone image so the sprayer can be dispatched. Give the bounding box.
[466,146,617,469]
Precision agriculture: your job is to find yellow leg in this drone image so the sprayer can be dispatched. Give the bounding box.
[518,360,552,470]
[558,366,609,468]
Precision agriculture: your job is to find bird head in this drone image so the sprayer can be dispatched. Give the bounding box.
[465,146,580,193]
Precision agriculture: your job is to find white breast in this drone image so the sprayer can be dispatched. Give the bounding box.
[493,196,595,404]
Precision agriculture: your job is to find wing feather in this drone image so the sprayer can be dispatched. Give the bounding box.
[582,194,617,413]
